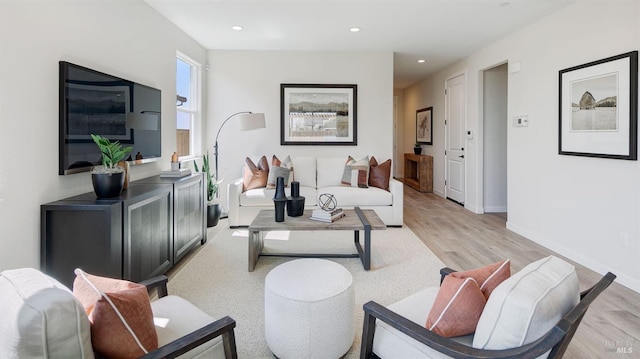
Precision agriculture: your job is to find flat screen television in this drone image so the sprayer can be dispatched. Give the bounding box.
[59,61,162,175]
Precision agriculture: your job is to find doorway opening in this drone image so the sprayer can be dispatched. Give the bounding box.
[482,63,508,214]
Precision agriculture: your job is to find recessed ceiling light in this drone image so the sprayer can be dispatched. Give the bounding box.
[349,27,361,32]
[418,59,426,63]
[231,25,243,31]
[499,2,510,7]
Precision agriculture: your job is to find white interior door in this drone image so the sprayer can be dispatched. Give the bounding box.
[445,73,466,204]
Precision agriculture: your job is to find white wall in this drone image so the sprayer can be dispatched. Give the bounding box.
[206,50,394,207]
[0,0,207,271]
[404,0,640,292]
[393,89,405,178]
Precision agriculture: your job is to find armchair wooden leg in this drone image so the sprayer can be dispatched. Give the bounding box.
[223,330,238,359]
[360,308,377,359]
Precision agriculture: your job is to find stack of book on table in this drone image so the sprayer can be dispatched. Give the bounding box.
[310,208,345,223]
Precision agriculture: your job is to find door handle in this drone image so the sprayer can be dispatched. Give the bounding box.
[459,155,464,158]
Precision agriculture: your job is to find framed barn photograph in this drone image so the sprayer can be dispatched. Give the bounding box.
[280,84,357,145]
[559,51,638,160]
[416,107,433,145]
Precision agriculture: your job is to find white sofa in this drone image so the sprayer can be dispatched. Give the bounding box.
[227,156,403,227]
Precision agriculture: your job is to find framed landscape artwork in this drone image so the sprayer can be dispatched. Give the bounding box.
[416,107,433,145]
[281,84,357,145]
[559,51,638,160]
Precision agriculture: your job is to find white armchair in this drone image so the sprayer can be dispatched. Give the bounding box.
[361,256,615,359]
[0,268,237,359]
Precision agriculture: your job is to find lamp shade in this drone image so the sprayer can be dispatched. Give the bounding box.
[238,113,266,131]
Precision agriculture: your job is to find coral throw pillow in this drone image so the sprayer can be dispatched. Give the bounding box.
[267,155,293,188]
[368,156,391,191]
[341,156,369,188]
[426,260,510,337]
[425,275,486,337]
[451,259,510,299]
[72,269,158,358]
[243,156,269,191]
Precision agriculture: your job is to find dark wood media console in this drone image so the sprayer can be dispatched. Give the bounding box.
[41,174,206,287]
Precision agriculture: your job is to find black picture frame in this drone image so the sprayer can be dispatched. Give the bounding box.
[559,51,638,160]
[280,84,357,145]
[416,107,433,145]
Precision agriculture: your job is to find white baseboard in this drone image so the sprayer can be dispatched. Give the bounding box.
[506,221,640,293]
[484,205,507,213]
[465,203,482,214]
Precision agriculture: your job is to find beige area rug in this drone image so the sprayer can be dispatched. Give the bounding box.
[167,223,446,358]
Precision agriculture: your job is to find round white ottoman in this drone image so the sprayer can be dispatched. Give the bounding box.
[264,258,355,359]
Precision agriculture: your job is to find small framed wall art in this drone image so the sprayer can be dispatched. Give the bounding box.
[280,84,357,145]
[416,107,433,145]
[559,51,638,160]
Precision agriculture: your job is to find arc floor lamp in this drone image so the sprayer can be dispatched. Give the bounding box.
[214,111,266,199]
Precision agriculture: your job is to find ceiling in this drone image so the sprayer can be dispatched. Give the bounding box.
[145,0,576,89]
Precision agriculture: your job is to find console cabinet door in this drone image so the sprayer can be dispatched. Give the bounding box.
[174,174,206,262]
[123,187,173,282]
[40,201,122,288]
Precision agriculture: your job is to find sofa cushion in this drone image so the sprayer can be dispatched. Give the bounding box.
[243,156,269,191]
[0,268,94,359]
[317,157,351,188]
[241,186,317,207]
[473,256,579,351]
[73,269,158,358]
[290,156,317,188]
[426,275,486,337]
[373,287,473,359]
[318,186,392,207]
[369,157,392,191]
[341,156,370,188]
[267,155,293,188]
[151,295,225,358]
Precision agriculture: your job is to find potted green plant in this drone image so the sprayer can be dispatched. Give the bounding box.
[194,152,223,227]
[90,134,132,198]
[414,142,422,155]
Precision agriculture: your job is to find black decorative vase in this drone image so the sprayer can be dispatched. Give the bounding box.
[414,146,422,155]
[273,176,287,222]
[287,181,305,217]
[92,172,125,198]
[207,203,221,228]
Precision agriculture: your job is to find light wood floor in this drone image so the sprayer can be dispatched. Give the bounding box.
[403,189,640,358]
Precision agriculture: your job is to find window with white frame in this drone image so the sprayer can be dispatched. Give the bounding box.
[176,52,201,159]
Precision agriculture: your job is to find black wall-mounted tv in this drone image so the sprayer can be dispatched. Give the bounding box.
[59,61,162,175]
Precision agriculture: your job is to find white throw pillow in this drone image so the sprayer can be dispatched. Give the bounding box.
[0,268,94,359]
[472,255,579,351]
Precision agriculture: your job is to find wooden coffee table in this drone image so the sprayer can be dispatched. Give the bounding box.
[247,207,386,271]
